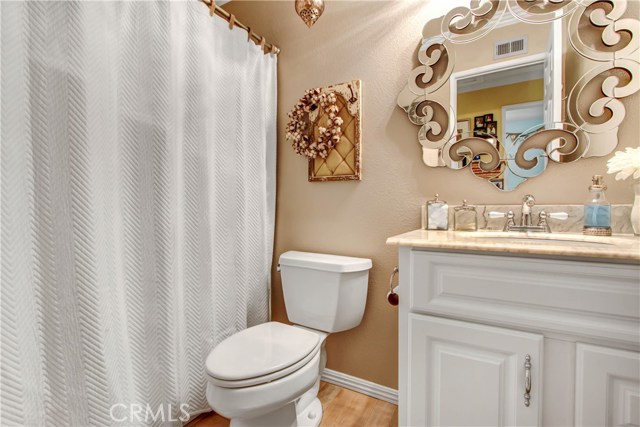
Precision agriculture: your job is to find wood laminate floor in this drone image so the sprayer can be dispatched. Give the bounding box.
[187,381,398,427]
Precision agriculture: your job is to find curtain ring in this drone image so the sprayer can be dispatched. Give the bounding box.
[209,0,216,17]
[228,14,235,30]
[260,37,266,53]
[247,27,252,43]
[271,44,279,55]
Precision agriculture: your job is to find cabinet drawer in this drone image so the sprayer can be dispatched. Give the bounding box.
[408,250,640,345]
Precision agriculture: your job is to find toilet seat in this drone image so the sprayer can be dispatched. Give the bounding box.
[208,340,322,388]
[206,322,322,388]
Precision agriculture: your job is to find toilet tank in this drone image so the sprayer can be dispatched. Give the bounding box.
[278,251,372,333]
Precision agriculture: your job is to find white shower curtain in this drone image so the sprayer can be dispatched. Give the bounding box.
[1,1,276,426]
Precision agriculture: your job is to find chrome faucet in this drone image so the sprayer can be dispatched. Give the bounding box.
[521,194,536,227]
[489,195,568,233]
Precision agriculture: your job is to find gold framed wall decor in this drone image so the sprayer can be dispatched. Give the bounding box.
[308,80,362,182]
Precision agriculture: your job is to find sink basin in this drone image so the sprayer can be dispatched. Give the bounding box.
[458,231,632,247]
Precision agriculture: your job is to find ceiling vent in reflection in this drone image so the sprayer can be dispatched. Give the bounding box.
[494,36,528,59]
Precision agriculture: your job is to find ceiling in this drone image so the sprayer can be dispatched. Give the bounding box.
[457,63,544,94]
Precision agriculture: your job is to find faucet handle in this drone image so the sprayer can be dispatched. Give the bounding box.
[538,211,550,232]
[489,211,515,231]
[538,211,568,233]
[539,211,568,221]
[504,211,515,231]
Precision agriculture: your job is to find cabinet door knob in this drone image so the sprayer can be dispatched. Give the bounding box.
[524,354,532,407]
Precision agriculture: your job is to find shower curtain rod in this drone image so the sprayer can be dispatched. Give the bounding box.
[200,0,280,55]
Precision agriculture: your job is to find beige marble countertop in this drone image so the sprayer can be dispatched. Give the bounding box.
[386,229,640,263]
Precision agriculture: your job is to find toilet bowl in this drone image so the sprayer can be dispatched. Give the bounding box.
[206,322,327,426]
[205,251,372,427]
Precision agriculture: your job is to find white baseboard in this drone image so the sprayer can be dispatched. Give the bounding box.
[321,369,398,405]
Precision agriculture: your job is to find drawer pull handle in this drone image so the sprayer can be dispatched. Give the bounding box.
[524,354,532,407]
[387,266,399,306]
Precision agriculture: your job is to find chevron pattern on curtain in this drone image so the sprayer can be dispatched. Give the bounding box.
[1,2,277,426]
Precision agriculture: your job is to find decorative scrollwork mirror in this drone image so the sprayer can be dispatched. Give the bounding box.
[397,0,639,191]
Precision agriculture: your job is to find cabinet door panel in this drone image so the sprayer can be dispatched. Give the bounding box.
[408,314,543,427]
[575,343,640,427]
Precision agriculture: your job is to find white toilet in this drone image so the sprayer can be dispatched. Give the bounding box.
[205,251,372,427]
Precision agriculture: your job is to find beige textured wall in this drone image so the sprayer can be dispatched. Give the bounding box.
[223,0,640,389]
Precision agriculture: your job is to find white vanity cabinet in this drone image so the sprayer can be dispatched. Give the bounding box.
[396,246,640,427]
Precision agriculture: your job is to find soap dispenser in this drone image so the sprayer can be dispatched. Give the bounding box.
[583,175,612,236]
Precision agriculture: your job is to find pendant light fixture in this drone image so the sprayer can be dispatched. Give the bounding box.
[295,0,325,28]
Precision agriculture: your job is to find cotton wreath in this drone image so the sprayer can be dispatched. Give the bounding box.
[286,88,343,159]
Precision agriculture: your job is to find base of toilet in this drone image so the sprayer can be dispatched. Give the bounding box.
[296,397,322,427]
[295,340,326,427]
[230,401,297,427]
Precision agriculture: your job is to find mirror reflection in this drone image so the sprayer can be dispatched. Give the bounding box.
[456,61,547,190]
[451,16,560,191]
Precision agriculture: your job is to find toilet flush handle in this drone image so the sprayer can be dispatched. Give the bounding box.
[387,266,399,306]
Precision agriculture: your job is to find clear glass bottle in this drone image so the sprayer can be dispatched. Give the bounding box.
[583,175,612,236]
[454,200,478,231]
[426,194,449,230]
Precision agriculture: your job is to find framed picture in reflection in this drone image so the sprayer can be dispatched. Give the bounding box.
[486,121,497,136]
[491,179,504,190]
[474,115,485,129]
[456,119,470,141]
[484,113,494,124]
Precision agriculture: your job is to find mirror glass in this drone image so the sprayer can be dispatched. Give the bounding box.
[456,60,547,190]
[397,0,639,191]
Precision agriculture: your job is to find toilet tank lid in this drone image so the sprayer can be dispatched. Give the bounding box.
[279,251,372,273]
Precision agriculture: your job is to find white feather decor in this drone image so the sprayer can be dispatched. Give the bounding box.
[607,147,640,181]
